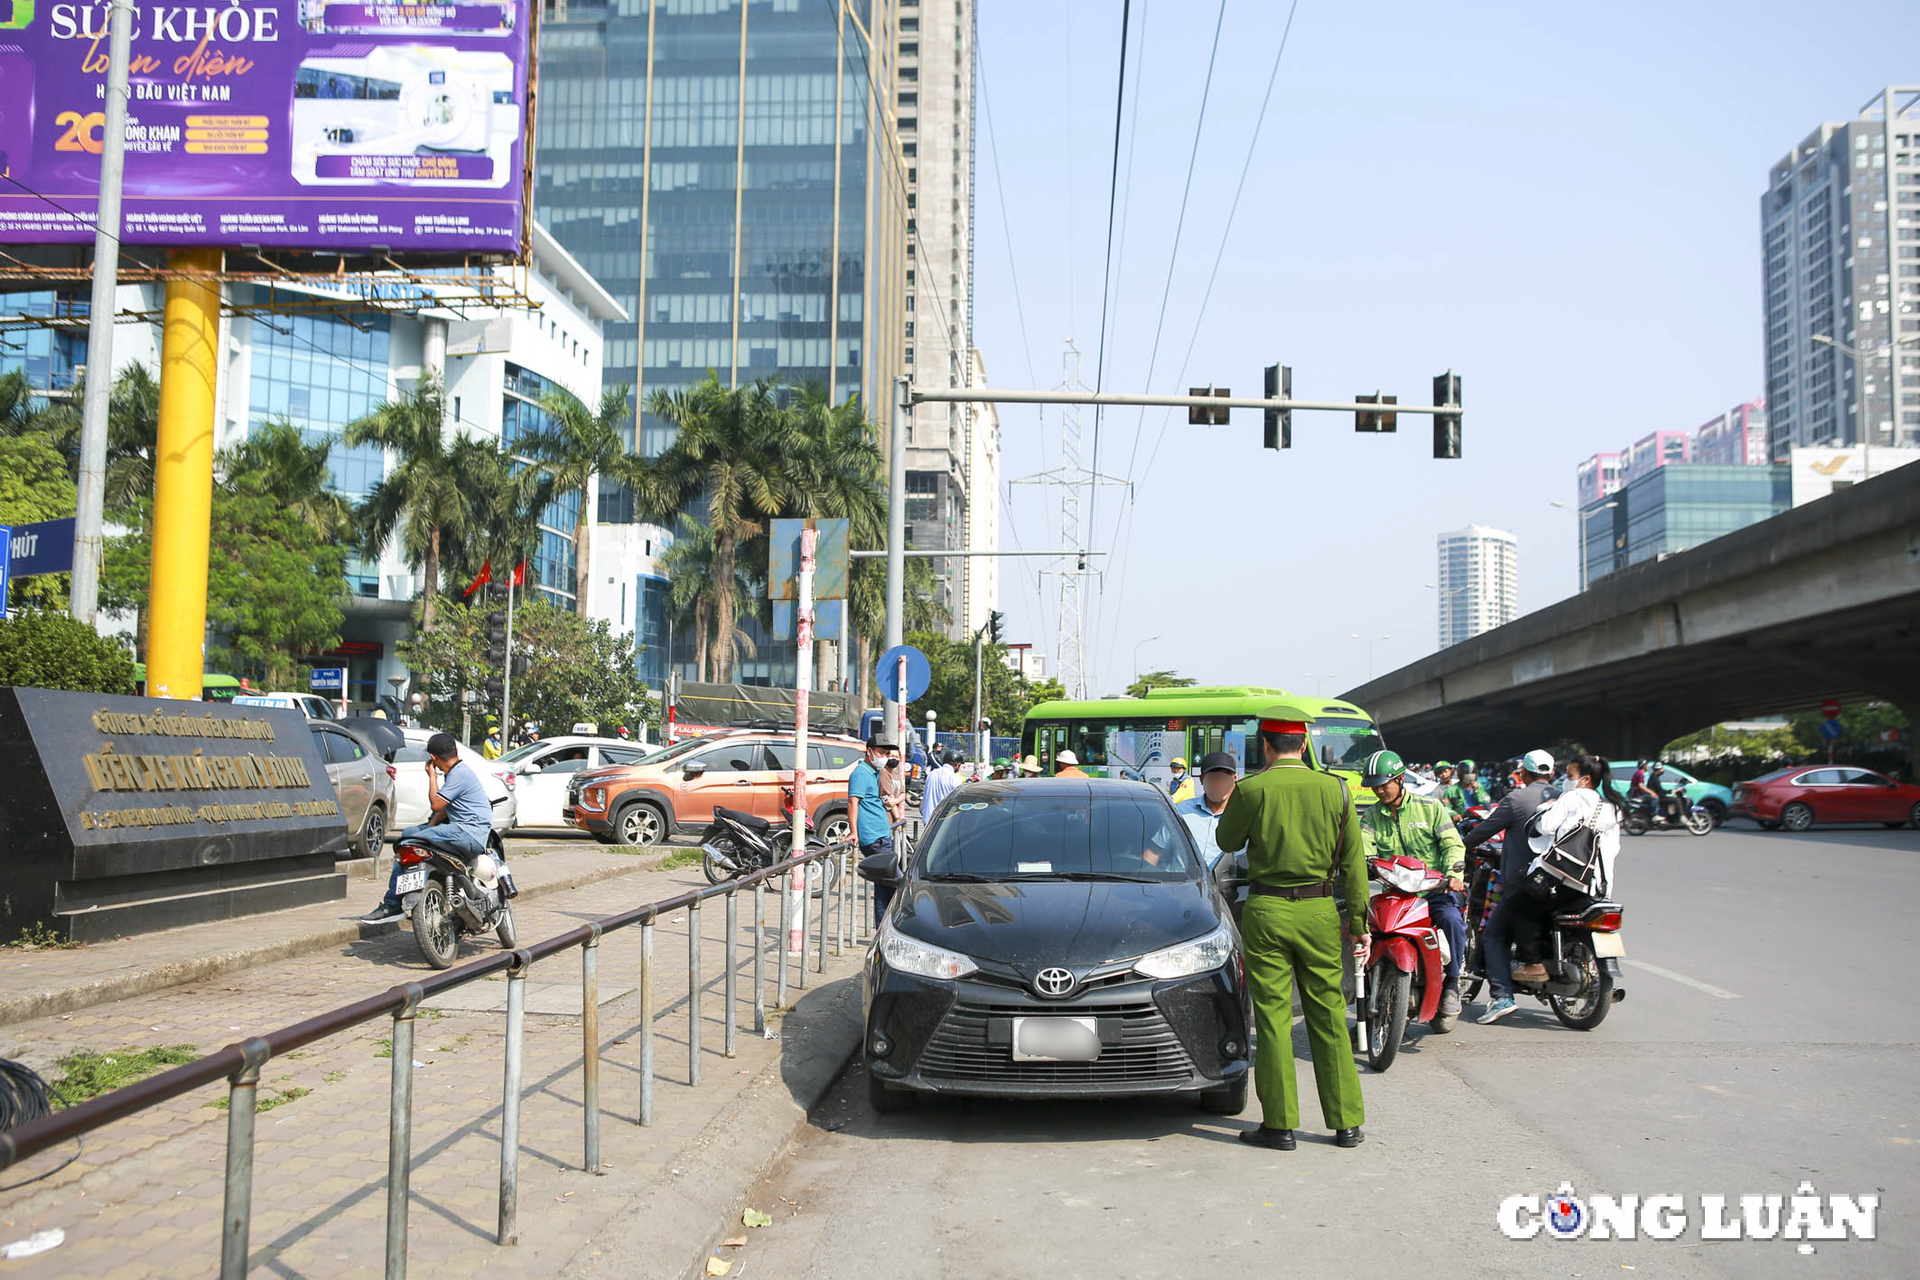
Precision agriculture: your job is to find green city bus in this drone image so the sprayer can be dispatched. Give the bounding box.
[1019,686,1388,803]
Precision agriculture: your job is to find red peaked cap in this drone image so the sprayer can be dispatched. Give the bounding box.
[1259,718,1308,735]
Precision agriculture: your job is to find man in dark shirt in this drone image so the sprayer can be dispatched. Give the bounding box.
[1465,749,1558,1023]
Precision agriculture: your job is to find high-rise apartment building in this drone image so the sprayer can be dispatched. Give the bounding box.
[1761,87,1920,459]
[1576,451,1625,506]
[962,349,1000,634]
[1626,430,1691,483]
[1436,525,1518,650]
[1693,398,1770,465]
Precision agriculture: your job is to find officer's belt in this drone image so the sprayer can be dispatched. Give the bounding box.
[1248,881,1335,901]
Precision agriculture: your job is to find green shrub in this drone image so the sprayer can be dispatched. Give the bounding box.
[0,610,138,694]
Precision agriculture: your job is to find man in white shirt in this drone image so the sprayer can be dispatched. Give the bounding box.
[921,749,961,822]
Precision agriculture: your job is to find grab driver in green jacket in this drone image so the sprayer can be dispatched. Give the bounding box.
[1441,758,1489,818]
[1359,749,1468,1027]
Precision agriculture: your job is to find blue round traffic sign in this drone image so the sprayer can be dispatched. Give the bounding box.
[1819,718,1844,741]
[875,644,931,703]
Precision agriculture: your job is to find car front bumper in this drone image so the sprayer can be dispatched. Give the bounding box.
[863,960,1251,1100]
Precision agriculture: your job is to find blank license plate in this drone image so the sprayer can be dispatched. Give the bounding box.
[1591,932,1625,958]
[1012,1017,1100,1063]
[394,869,427,896]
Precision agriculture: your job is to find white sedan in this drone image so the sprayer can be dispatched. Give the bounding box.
[484,736,654,829]
[389,731,518,837]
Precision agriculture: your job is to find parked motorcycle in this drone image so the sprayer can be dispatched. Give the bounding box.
[700,786,839,897]
[1460,866,1627,1030]
[1359,855,1454,1072]
[1624,792,1713,837]
[394,829,517,969]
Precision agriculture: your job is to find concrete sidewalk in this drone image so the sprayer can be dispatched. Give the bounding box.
[0,856,873,1279]
[0,837,677,1029]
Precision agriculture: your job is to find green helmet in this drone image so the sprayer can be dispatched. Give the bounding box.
[1459,758,1477,771]
[1434,759,1454,771]
[992,757,1011,769]
[1361,749,1406,788]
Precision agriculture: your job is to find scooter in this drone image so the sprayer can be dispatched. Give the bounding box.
[700,786,838,898]
[1359,855,1453,1072]
[1624,792,1713,837]
[1461,872,1628,1030]
[394,828,517,970]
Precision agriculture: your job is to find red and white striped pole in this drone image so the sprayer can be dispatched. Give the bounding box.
[788,527,815,955]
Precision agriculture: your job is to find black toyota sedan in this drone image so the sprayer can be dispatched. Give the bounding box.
[857,778,1251,1114]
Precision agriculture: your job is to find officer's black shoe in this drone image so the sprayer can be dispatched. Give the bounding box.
[1238,1126,1296,1151]
[1334,1127,1365,1148]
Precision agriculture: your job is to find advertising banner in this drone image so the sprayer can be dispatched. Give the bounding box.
[0,1,533,254]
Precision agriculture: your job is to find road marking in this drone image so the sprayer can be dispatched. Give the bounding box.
[1626,960,1742,1000]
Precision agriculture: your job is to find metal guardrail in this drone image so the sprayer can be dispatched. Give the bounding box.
[0,841,870,1279]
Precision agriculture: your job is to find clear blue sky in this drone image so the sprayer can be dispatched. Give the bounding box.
[972,0,1920,698]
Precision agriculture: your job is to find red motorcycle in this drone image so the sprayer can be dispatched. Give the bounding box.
[1359,855,1453,1071]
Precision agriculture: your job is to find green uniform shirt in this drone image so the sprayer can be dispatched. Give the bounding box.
[1359,791,1465,880]
[1215,757,1369,935]
[1440,779,1488,818]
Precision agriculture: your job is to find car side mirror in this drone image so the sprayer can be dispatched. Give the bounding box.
[682,761,707,780]
[858,850,905,888]
[521,763,544,775]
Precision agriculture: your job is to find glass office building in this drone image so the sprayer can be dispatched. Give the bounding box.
[536,0,908,468]
[1583,464,1791,587]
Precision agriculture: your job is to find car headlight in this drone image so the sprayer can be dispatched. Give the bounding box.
[879,926,978,981]
[1133,924,1234,980]
[584,787,603,807]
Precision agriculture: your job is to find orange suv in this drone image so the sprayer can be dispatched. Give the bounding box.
[564,731,864,848]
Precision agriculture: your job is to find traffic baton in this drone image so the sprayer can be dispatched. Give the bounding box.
[1352,944,1369,1055]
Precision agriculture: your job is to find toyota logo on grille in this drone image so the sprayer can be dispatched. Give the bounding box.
[1034,967,1076,997]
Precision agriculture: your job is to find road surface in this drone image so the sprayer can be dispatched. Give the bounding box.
[714,822,1918,1279]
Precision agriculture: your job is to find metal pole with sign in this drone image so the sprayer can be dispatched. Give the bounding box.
[789,529,815,955]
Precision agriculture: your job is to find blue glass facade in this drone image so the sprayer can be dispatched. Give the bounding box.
[247,311,392,500]
[536,0,906,465]
[0,292,88,395]
[1584,464,1791,586]
[501,362,580,609]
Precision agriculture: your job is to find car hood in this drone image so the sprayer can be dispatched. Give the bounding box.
[893,877,1220,970]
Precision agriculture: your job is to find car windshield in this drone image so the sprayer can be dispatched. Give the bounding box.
[1309,717,1385,771]
[635,736,713,766]
[916,786,1200,882]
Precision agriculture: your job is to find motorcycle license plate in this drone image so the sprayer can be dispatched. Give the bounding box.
[394,869,427,896]
[1591,932,1625,958]
[1012,1017,1100,1063]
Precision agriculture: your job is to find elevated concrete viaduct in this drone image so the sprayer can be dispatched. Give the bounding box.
[1346,464,1920,761]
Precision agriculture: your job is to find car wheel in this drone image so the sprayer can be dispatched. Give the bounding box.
[1781,802,1815,832]
[613,801,666,848]
[1699,798,1726,826]
[818,811,852,846]
[1197,1075,1249,1115]
[867,1069,915,1114]
[353,802,386,859]
[1910,802,1920,830]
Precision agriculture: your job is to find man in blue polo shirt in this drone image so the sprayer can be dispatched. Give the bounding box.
[848,734,901,925]
[362,733,497,923]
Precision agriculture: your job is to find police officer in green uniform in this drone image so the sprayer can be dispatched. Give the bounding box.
[1216,717,1370,1150]
[1358,749,1468,1028]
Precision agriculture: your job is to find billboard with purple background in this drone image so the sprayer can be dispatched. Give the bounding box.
[0,1,533,255]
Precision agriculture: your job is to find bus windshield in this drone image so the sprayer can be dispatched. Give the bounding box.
[1310,717,1385,771]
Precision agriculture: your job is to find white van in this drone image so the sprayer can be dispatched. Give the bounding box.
[232,692,338,720]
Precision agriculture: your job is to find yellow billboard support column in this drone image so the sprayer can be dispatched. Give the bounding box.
[144,248,223,702]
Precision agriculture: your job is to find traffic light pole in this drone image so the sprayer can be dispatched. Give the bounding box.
[501,575,517,743]
[877,380,1462,705]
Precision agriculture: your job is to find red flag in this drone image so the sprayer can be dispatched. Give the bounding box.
[464,558,492,597]
[510,561,528,587]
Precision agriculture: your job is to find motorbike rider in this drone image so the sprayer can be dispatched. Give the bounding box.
[361,733,495,924]
[1648,761,1683,825]
[1444,759,1490,817]
[1464,749,1559,1023]
[1505,754,1624,975]
[1358,749,1468,1024]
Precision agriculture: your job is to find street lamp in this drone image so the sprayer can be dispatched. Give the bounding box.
[1551,499,1618,592]
[1349,633,1390,681]
[1810,332,1920,478]
[1132,635,1161,690]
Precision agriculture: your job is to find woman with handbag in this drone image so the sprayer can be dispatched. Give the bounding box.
[1505,754,1624,987]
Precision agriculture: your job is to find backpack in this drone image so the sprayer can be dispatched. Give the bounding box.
[1526,792,1606,896]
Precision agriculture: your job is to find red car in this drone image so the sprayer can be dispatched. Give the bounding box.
[1731,766,1920,831]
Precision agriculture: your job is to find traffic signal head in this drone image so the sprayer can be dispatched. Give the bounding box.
[1432,371,1462,459]
[485,610,507,664]
[989,610,1006,644]
[1355,392,1397,433]
[509,654,531,679]
[1187,387,1230,427]
[483,676,505,699]
[1263,363,1291,450]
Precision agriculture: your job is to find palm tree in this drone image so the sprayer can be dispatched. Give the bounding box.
[223,417,350,539]
[658,514,758,682]
[344,374,465,631]
[103,364,160,515]
[441,438,555,597]
[517,383,642,617]
[639,376,798,681]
